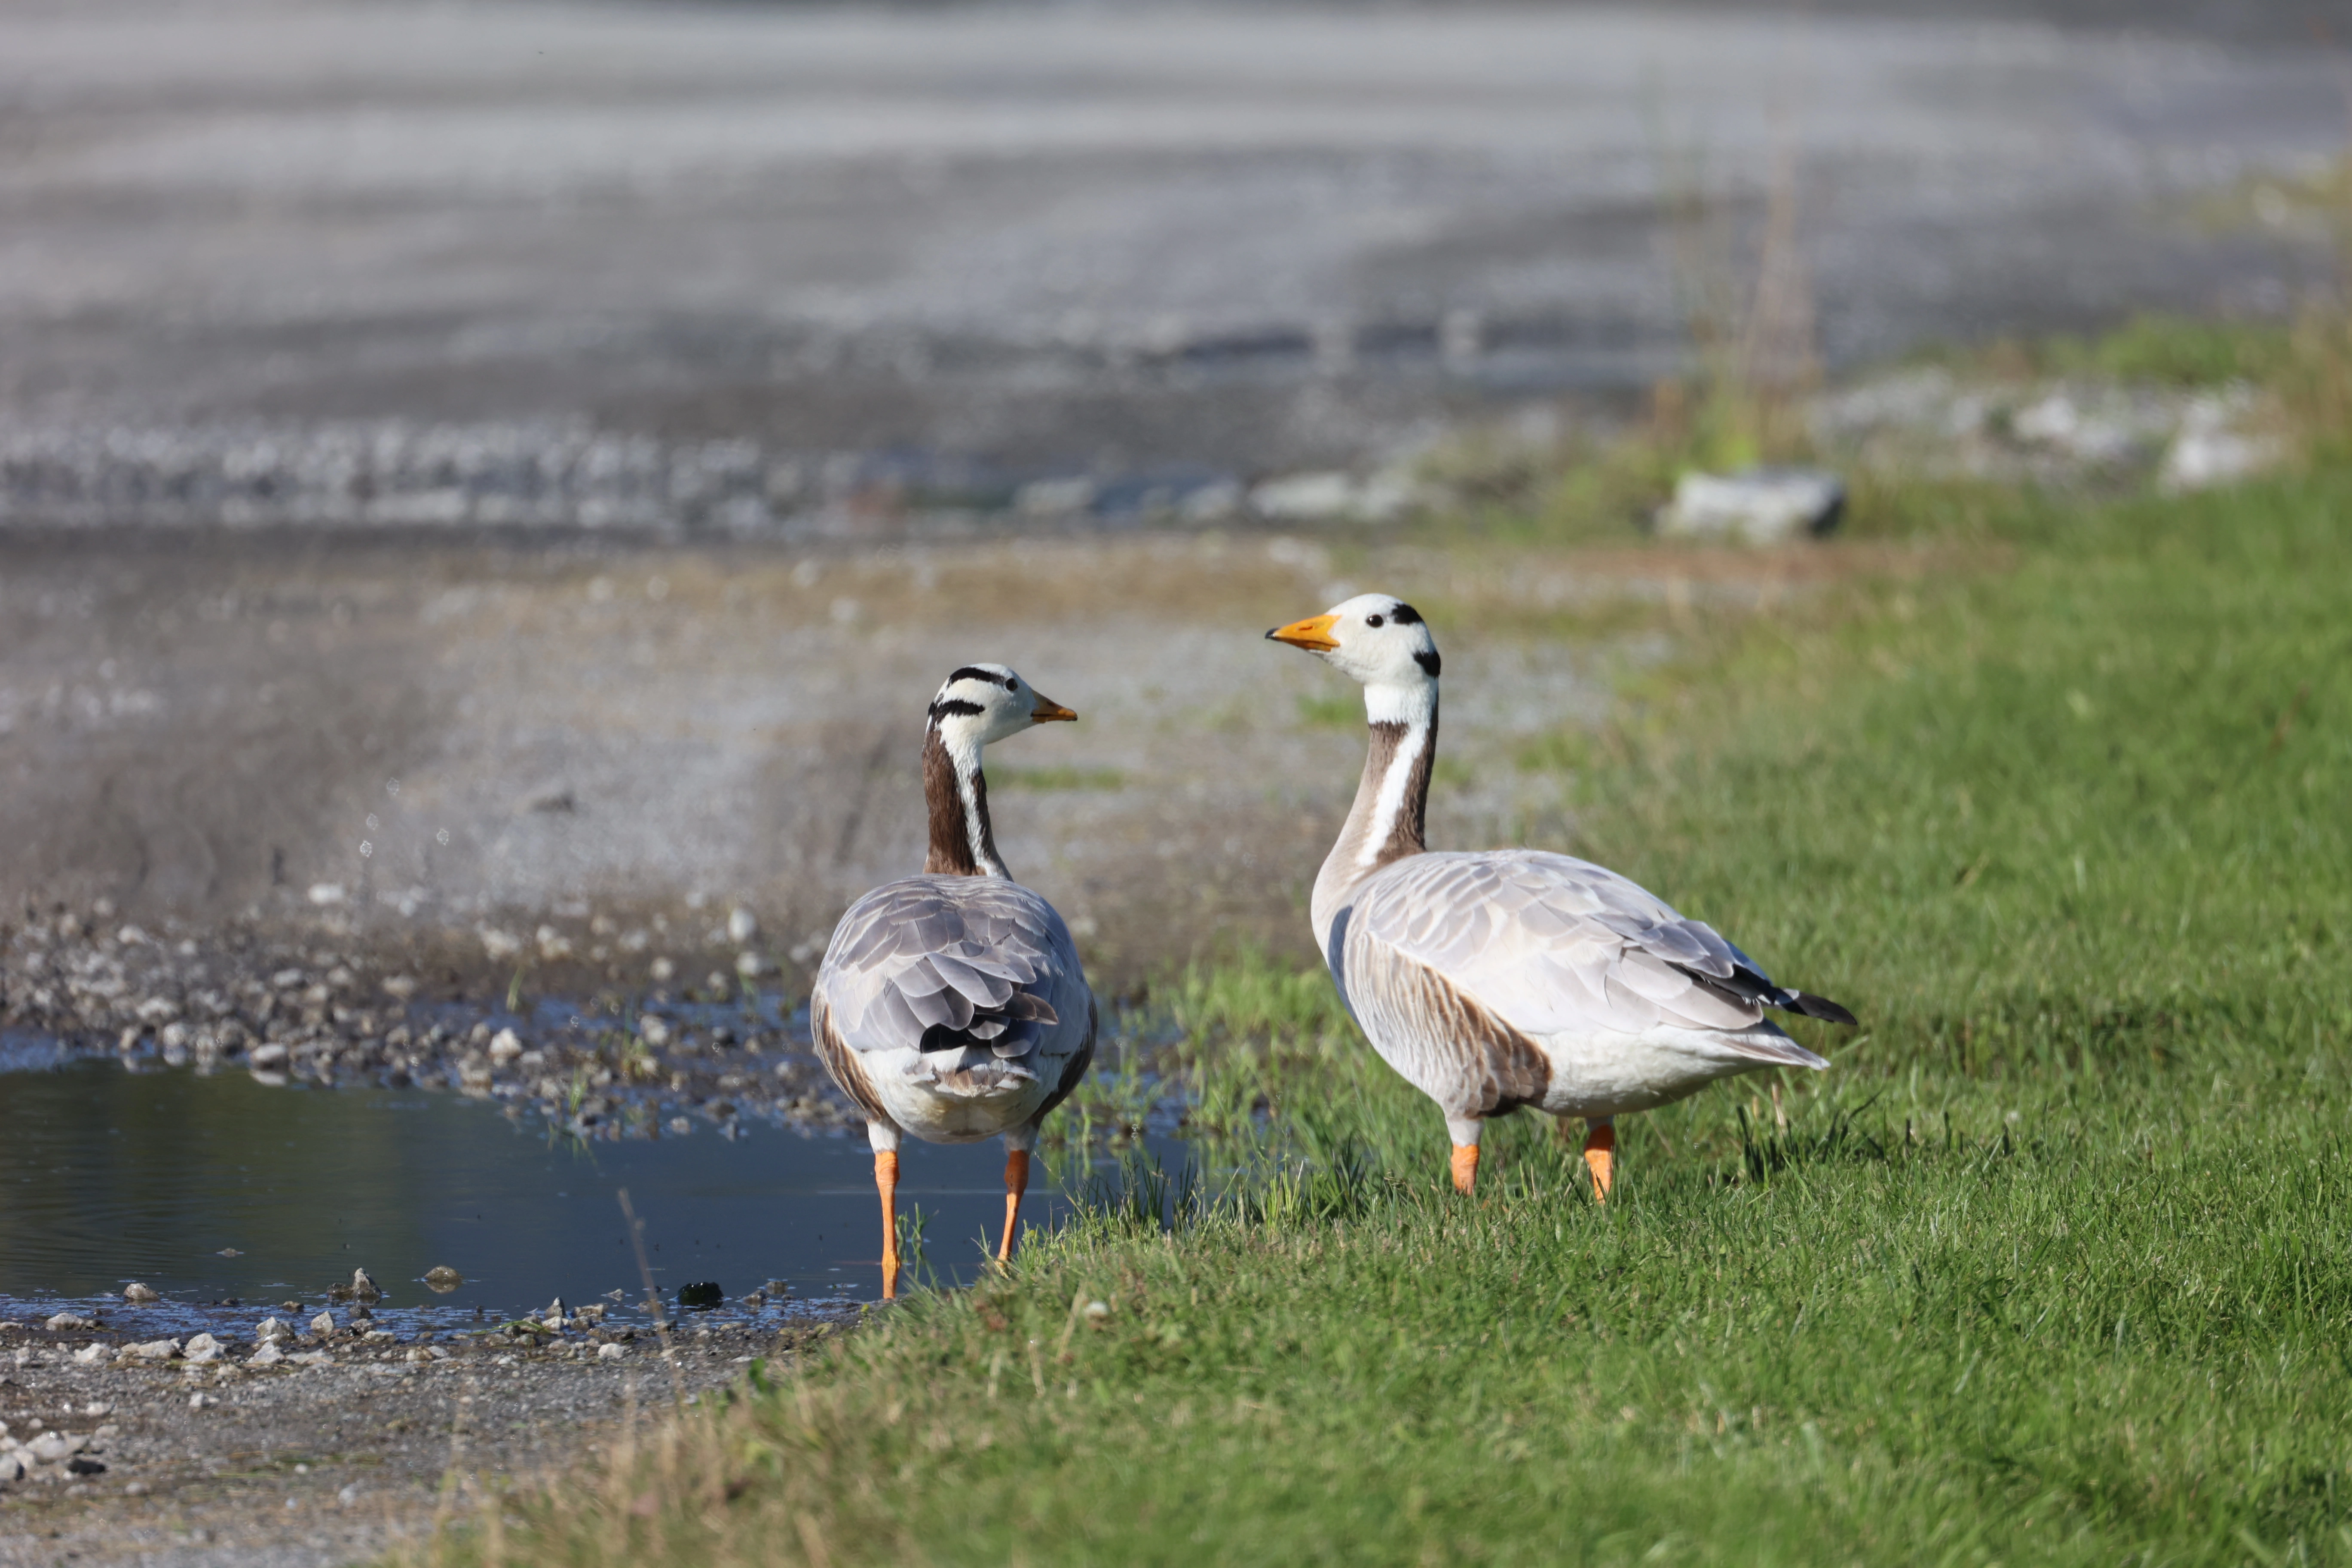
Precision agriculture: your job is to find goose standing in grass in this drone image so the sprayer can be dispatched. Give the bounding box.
[812,665,1096,1298]
[1267,594,1855,1200]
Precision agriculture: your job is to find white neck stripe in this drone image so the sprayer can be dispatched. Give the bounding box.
[1356,717,1429,869]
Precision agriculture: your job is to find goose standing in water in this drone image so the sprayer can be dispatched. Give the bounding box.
[812,665,1096,1298]
[1267,595,1854,1200]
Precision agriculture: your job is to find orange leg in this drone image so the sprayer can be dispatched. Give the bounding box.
[997,1149,1031,1263]
[874,1150,901,1300]
[1582,1122,1615,1204]
[1449,1143,1479,1195]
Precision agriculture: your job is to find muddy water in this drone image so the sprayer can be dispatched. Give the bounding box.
[0,1053,1185,1326]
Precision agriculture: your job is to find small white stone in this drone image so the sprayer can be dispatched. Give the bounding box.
[726,907,759,944]
[71,1344,105,1365]
[309,1311,336,1337]
[597,1342,628,1361]
[488,1028,524,1063]
[1656,468,1845,544]
[122,1283,161,1304]
[247,1343,285,1366]
[44,1313,91,1332]
[255,1316,290,1342]
[131,1338,181,1360]
[249,1042,289,1069]
[182,1333,221,1364]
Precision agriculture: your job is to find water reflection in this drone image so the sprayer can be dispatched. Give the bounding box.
[0,1055,1184,1322]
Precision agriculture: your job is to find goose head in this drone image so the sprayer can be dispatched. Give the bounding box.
[1266,593,1441,705]
[927,664,1077,746]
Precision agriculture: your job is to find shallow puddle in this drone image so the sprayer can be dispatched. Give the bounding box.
[0,1050,1185,1327]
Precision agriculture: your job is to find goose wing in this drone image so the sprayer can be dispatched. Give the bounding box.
[815,874,1090,1069]
[1350,850,1843,1061]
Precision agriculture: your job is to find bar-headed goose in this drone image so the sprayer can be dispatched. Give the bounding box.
[811,665,1097,1298]
[1267,594,1854,1200]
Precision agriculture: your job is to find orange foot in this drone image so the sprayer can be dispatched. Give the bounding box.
[875,1150,901,1300]
[997,1148,1031,1264]
[1582,1123,1614,1204]
[1449,1143,1479,1195]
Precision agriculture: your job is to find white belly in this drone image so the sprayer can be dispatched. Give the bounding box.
[1531,1027,1778,1119]
[866,1047,1056,1144]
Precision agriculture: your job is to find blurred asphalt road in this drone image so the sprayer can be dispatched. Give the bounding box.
[3,0,2347,477]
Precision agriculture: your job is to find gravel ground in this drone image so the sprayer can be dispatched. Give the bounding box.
[0,1306,858,1568]
[1,902,864,1138]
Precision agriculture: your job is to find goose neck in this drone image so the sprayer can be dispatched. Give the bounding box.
[922,727,1009,879]
[1311,686,1436,941]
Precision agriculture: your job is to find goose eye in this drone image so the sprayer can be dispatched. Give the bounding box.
[1366,613,1385,628]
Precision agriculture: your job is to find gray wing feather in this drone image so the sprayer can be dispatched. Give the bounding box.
[1352,850,1827,1044]
[815,876,1089,1072]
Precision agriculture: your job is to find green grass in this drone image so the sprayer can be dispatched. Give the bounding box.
[989,765,1128,792]
[423,467,2352,1566]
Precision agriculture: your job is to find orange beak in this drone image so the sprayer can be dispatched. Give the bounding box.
[1029,694,1078,723]
[1265,612,1341,652]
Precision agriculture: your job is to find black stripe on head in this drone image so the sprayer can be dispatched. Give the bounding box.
[947,666,1013,689]
[1389,603,1423,625]
[928,698,986,723]
[1414,649,1441,677]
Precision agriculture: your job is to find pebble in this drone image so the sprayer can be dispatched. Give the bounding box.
[597,1342,628,1361]
[44,1312,91,1332]
[247,1343,285,1366]
[131,1338,182,1360]
[289,1351,334,1367]
[255,1316,290,1342]
[309,1311,336,1337]
[249,1042,290,1069]
[0,1454,24,1484]
[71,1344,106,1364]
[27,1432,77,1463]
[183,1332,222,1363]
[351,1268,382,1302]
[424,1265,463,1291]
[122,1283,161,1304]
[489,1028,524,1063]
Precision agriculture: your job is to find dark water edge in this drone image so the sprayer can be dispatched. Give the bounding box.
[0,1054,1185,1335]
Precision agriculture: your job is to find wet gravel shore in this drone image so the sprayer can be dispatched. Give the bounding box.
[0,1305,858,1566]
[1,900,866,1140]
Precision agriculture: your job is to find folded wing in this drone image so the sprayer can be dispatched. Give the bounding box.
[817,876,1087,1065]
[1351,850,1843,1060]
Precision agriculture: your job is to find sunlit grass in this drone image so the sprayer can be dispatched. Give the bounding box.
[989,765,1127,792]
[407,459,2352,1566]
